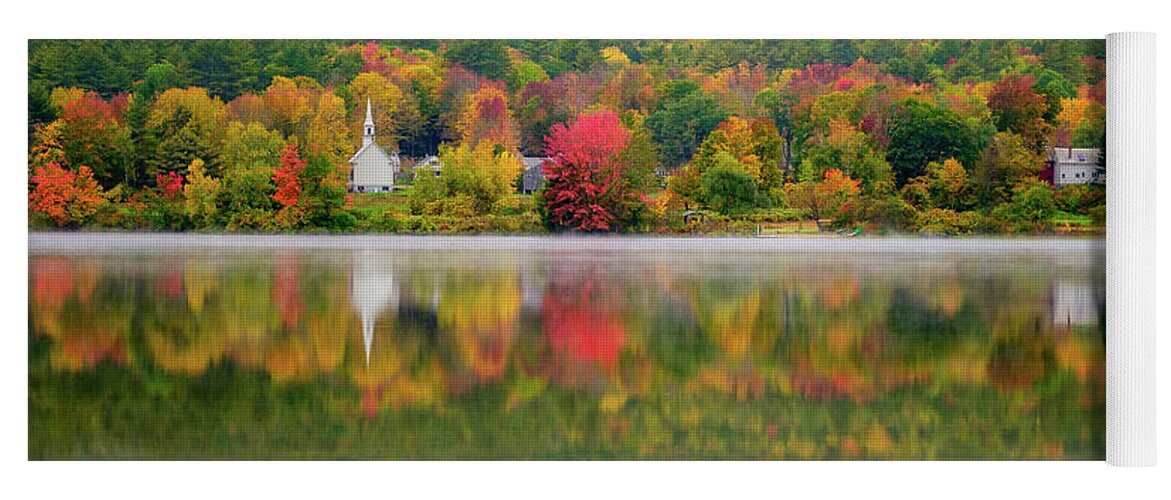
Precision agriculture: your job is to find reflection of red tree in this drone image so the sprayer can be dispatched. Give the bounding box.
[541,276,627,369]
[156,262,184,299]
[32,257,74,309]
[273,254,302,327]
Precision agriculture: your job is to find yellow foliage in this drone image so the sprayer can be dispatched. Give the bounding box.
[149,87,228,143]
[600,46,631,66]
[439,270,522,380]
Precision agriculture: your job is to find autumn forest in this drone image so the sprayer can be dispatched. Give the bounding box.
[27,39,1107,234]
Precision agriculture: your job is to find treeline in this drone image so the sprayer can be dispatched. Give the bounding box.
[27,39,1106,234]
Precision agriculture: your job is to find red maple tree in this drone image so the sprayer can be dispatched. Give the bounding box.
[541,110,633,232]
[272,143,305,209]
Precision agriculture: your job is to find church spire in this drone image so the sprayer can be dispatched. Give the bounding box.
[362,98,376,147]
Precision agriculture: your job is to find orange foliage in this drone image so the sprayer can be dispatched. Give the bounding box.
[457,83,519,152]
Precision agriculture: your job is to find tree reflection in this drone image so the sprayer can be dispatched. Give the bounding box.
[28,249,1106,459]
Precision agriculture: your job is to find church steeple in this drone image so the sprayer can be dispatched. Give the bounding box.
[362,98,376,147]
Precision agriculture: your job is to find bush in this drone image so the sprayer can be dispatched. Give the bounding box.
[423,193,477,219]
[1088,205,1106,226]
[403,215,438,233]
[915,208,984,235]
[226,208,276,231]
[992,182,1056,233]
[359,209,404,232]
[855,194,917,230]
[1054,184,1105,214]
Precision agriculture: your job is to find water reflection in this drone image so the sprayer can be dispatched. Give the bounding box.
[28,246,1105,460]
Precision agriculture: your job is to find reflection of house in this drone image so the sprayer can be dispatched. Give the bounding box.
[1051,280,1098,327]
[521,265,545,311]
[350,250,398,363]
[521,156,550,194]
[1046,147,1103,187]
[349,99,401,193]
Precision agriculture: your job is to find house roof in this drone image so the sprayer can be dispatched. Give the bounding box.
[522,156,550,170]
[414,155,442,170]
[1051,147,1100,165]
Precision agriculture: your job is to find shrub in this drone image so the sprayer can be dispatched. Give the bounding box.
[360,210,404,232]
[1054,184,1105,214]
[1088,205,1106,226]
[992,181,1056,233]
[915,208,983,235]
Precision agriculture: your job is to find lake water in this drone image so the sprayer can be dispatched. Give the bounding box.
[28,235,1105,460]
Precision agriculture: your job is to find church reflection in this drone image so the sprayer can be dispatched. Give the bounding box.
[349,250,398,364]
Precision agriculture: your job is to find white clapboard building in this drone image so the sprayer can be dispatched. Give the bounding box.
[348,99,401,193]
[1050,147,1103,187]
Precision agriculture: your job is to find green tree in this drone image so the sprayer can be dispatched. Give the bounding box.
[127,62,183,186]
[973,132,1041,207]
[699,152,768,216]
[645,81,729,167]
[886,99,987,185]
[993,181,1056,232]
[444,40,512,81]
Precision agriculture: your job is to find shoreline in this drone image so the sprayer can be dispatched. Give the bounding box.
[28,231,1106,255]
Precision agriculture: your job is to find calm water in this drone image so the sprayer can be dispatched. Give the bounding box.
[28,235,1105,460]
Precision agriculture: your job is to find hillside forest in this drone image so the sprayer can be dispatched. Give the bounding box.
[27,39,1107,234]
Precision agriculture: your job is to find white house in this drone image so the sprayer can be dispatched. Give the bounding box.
[1050,147,1103,187]
[412,155,443,179]
[349,99,400,193]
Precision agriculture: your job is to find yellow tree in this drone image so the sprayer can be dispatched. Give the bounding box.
[182,158,221,227]
[435,141,524,214]
[306,92,353,173]
[348,72,403,147]
[148,87,228,145]
[263,76,313,139]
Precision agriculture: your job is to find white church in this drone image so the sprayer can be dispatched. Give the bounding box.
[348,99,401,193]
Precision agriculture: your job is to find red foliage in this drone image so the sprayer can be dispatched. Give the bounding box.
[156,171,185,197]
[541,110,632,232]
[361,40,389,75]
[29,163,74,225]
[61,91,120,127]
[459,82,519,151]
[272,143,305,208]
[272,253,302,328]
[440,65,491,108]
[987,74,1051,152]
[822,168,862,194]
[156,262,184,299]
[32,257,74,309]
[29,163,105,227]
[833,77,856,92]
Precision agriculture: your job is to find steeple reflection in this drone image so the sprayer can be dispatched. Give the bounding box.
[349,250,398,364]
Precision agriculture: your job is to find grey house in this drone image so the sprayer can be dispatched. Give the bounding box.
[521,156,550,194]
